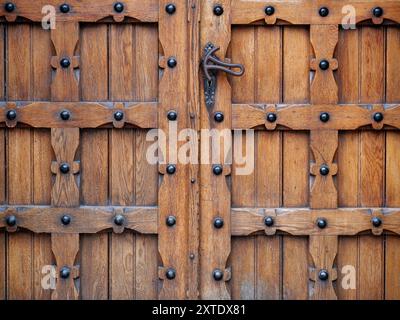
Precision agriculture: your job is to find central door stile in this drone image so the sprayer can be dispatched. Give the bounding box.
[158,0,190,299]
[200,0,232,300]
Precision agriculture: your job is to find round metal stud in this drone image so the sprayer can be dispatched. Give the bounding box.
[59,163,70,174]
[114,2,124,13]
[214,112,224,123]
[6,109,17,121]
[60,267,71,279]
[213,5,224,16]
[4,3,15,13]
[317,218,327,229]
[373,112,384,123]
[373,7,383,18]
[265,6,275,16]
[319,7,329,17]
[320,165,330,176]
[166,215,176,227]
[61,215,71,226]
[213,165,223,176]
[60,58,71,69]
[167,111,178,121]
[213,269,224,281]
[264,216,274,227]
[165,3,176,15]
[60,4,70,13]
[166,164,176,175]
[6,215,17,227]
[114,214,125,226]
[318,269,329,281]
[166,268,176,280]
[213,217,224,229]
[60,110,70,121]
[371,216,382,228]
[319,60,330,70]
[167,57,177,68]
[320,112,330,123]
[114,111,124,121]
[267,113,277,123]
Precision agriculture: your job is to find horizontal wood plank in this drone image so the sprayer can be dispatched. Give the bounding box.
[0,102,157,128]
[0,206,157,234]
[231,207,400,236]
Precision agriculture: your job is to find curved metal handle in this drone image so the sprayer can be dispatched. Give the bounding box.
[203,45,245,81]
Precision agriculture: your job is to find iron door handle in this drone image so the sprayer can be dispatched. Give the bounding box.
[202,42,245,108]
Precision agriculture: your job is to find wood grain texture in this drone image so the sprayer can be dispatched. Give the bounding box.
[158,0,189,299]
[0,0,159,22]
[200,0,232,300]
[231,0,400,25]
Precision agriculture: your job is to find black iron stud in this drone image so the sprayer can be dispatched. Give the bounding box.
[166,164,176,175]
[319,7,329,17]
[60,58,71,69]
[4,3,15,13]
[213,217,224,229]
[267,113,277,123]
[59,163,70,174]
[373,7,383,18]
[165,3,176,15]
[114,214,125,226]
[213,5,224,16]
[373,112,384,123]
[371,216,382,227]
[6,109,17,121]
[6,215,17,227]
[60,110,70,121]
[213,269,224,281]
[320,112,330,123]
[114,111,124,121]
[319,60,330,70]
[317,218,327,229]
[166,268,176,280]
[264,216,274,227]
[167,57,177,68]
[213,165,223,176]
[265,6,275,16]
[60,4,70,13]
[318,269,329,281]
[61,215,71,226]
[166,215,176,227]
[214,112,224,123]
[114,2,124,13]
[320,165,330,176]
[167,111,178,121]
[60,267,71,279]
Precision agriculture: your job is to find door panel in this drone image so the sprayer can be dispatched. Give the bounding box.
[0,0,400,300]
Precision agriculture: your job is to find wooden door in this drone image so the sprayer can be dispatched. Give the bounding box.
[199,0,400,300]
[0,0,400,301]
[0,0,196,300]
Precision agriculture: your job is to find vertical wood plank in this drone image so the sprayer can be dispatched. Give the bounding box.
[7,24,33,300]
[282,26,309,300]
[0,24,5,298]
[134,24,159,300]
[385,26,400,299]
[230,26,255,300]
[108,23,135,300]
[336,27,360,301]
[254,26,282,301]
[359,26,385,301]
[31,26,53,300]
[50,22,80,300]
[159,0,189,299]
[79,24,109,300]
